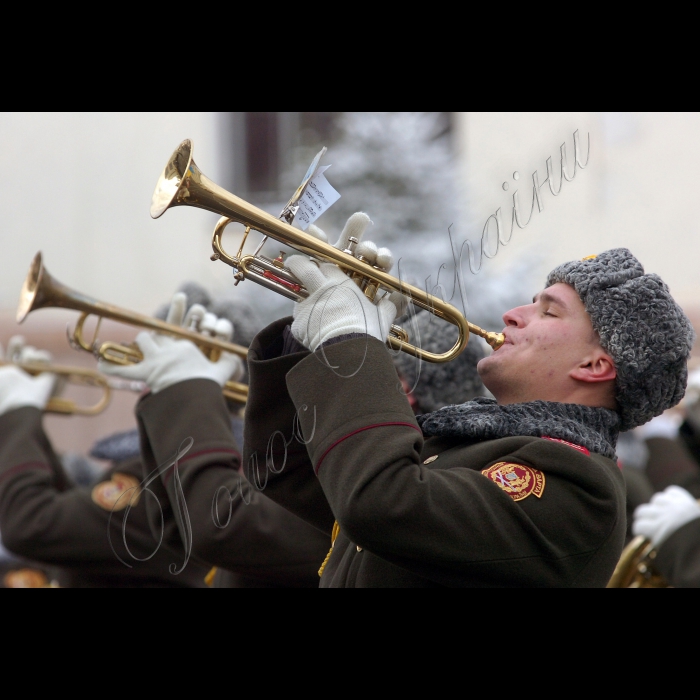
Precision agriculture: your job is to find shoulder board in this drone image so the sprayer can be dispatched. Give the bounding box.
[541,436,590,456]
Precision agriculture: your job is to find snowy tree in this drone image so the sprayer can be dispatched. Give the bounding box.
[286,113,455,273]
[285,112,539,335]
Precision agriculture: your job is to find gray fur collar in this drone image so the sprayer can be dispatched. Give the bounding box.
[417,397,620,459]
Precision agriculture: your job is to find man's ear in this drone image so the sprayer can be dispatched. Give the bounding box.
[570,351,617,384]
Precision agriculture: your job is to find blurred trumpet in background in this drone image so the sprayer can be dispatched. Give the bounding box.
[17,252,249,404]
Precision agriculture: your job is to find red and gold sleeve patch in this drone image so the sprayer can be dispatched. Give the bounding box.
[91,472,141,511]
[481,462,545,502]
[542,436,590,456]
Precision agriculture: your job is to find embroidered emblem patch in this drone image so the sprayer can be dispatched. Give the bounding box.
[91,472,141,511]
[542,436,590,456]
[482,462,545,502]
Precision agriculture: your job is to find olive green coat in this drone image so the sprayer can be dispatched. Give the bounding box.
[240,319,627,588]
[656,518,700,587]
[134,379,331,587]
[0,407,207,587]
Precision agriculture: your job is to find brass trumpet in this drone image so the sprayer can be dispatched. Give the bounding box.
[17,253,249,404]
[606,535,669,588]
[0,359,112,416]
[150,140,505,363]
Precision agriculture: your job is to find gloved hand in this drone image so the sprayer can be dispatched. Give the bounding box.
[288,212,407,351]
[0,335,57,415]
[632,485,700,548]
[98,293,244,394]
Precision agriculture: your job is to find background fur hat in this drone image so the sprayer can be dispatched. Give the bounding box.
[546,248,695,431]
[393,310,485,413]
[154,282,260,349]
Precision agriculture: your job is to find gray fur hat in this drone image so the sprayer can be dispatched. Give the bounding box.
[393,310,485,413]
[546,248,695,431]
[154,282,260,349]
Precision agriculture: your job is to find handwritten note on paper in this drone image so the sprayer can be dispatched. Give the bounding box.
[294,165,341,230]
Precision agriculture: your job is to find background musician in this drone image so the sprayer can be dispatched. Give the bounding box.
[393,309,486,414]
[0,337,209,587]
[632,485,700,587]
[630,386,700,587]
[99,289,331,588]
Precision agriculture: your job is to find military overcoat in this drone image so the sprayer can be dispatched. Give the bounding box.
[142,319,627,587]
[240,319,627,588]
[134,380,331,587]
[0,406,207,587]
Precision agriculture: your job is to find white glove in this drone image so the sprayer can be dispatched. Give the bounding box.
[288,212,406,351]
[632,485,700,548]
[0,336,56,415]
[98,293,244,394]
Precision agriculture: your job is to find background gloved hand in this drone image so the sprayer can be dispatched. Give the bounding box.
[98,293,244,394]
[0,335,57,416]
[632,485,700,547]
[289,212,407,351]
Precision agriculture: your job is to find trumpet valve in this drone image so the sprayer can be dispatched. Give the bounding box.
[363,280,380,302]
[350,255,379,301]
[390,325,409,343]
[342,236,359,256]
[99,342,144,366]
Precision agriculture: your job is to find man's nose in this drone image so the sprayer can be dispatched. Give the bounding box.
[502,306,525,328]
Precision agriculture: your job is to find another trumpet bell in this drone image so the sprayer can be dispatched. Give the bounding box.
[16,252,249,405]
[151,139,233,221]
[17,251,45,323]
[151,139,193,218]
[606,535,669,588]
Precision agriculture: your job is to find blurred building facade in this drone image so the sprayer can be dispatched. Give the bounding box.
[1,112,699,458]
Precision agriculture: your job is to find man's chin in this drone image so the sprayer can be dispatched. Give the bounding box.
[477,353,504,396]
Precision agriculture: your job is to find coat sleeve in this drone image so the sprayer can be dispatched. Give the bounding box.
[655,517,700,587]
[285,336,623,586]
[0,407,165,574]
[136,377,331,584]
[242,318,336,535]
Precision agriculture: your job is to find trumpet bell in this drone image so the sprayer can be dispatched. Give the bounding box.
[16,252,249,405]
[606,535,669,588]
[17,251,46,323]
[151,139,193,218]
[17,251,97,324]
[151,139,234,221]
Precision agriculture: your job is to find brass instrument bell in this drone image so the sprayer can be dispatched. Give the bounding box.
[606,535,669,588]
[17,253,249,404]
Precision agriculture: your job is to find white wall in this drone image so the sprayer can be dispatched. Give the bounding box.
[0,112,234,318]
[454,112,700,312]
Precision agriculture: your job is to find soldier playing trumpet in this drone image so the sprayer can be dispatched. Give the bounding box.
[0,337,210,587]
[241,218,693,587]
[97,287,332,587]
[98,209,696,587]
